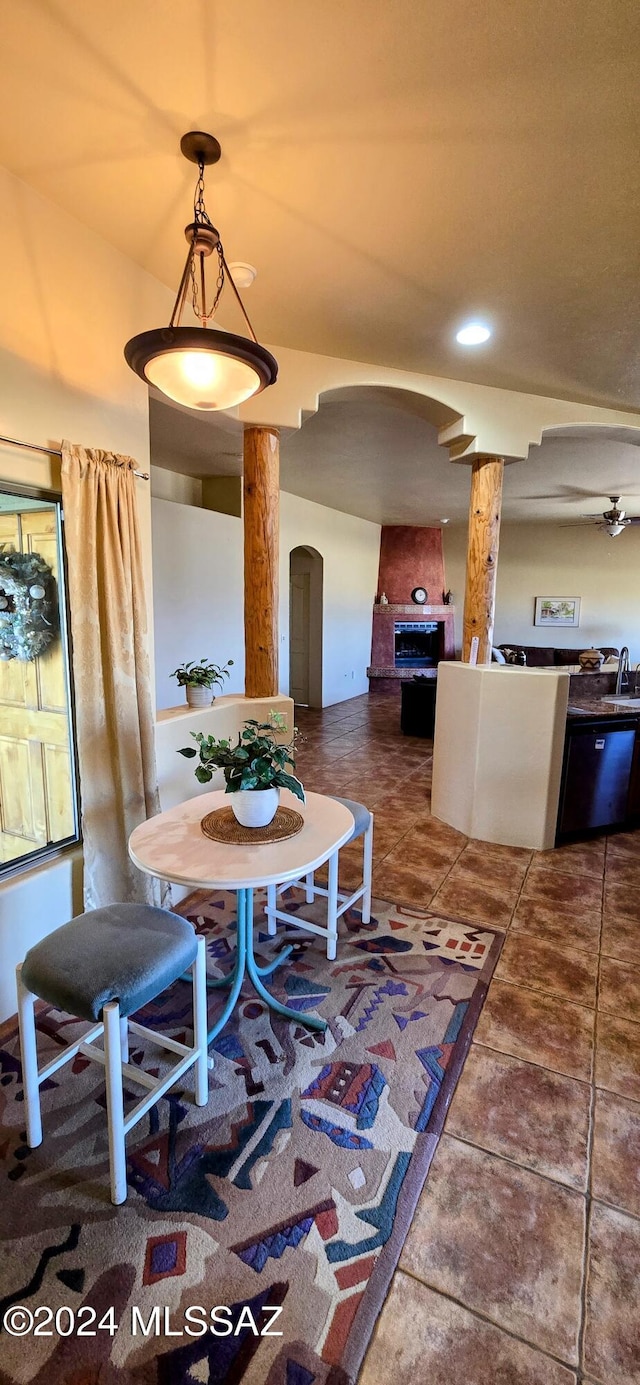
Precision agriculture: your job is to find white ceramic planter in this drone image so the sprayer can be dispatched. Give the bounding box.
[186,685,213,708]
[231,787,280,828]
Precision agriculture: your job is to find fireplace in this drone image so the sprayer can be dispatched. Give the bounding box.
[368,601,455,685]
[394,621,440,668]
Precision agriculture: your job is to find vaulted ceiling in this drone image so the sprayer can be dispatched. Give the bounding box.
[1,0,639,413]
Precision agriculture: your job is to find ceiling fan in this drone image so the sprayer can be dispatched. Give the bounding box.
[561,496,640,538]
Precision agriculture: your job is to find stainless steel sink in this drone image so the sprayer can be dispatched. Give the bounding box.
[601,696,640,707]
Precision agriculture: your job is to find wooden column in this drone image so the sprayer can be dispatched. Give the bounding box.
[243,426,280,698]
[462,455,504,664]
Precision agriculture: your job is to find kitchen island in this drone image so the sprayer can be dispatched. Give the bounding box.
[431,663,640,851]
[432,663,569,850]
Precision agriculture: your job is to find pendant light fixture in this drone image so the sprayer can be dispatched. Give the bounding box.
[124,132,278,411]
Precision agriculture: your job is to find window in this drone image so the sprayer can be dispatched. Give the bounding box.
[0,487,79,874]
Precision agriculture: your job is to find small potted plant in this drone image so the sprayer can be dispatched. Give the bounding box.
[178,711,304,828]
[170,657,234,709]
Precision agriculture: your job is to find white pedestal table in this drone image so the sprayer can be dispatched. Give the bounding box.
[128,789,354,1044]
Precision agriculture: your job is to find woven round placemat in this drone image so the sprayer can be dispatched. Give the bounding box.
[200,804,304,845]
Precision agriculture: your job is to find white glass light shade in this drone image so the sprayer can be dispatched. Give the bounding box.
[145,349,261,410]
[124,326,278,412]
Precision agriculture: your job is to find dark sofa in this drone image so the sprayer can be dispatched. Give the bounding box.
[497,644,619,668]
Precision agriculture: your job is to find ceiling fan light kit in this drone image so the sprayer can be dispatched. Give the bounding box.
[124,132,278,412]
[561,496,640,538]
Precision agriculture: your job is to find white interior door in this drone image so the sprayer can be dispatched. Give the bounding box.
[289,570,310,705]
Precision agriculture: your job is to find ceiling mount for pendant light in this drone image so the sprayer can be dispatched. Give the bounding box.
[124,131,278,411]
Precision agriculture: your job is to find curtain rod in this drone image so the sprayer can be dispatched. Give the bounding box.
[0,433,150,480]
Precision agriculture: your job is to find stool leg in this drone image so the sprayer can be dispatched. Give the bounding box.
[119,1016,129,1063]
[362,816,374,925]
[327,852,339,962]
[305,871,315,903]
[266,883,277,936]
[16,965,42,1148]
[103,1002,127,1205]
[192,936,208,1106]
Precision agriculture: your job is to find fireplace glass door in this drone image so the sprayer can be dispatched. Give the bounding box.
[394,622,440,668]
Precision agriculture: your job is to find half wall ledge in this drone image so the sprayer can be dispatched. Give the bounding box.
[156,693,295,813]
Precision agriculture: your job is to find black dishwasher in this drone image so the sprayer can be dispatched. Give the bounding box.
[557,719,637,837]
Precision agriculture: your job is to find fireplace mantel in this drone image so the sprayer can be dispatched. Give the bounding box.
[374,603,453,616]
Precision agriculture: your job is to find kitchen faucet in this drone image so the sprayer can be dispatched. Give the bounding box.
[616,646,630,696]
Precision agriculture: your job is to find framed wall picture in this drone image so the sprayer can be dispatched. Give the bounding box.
[534,596,581,627]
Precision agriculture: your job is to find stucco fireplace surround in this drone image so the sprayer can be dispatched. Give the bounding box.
[368,525,455,686]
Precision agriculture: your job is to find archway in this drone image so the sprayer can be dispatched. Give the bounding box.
[289,546,323,707]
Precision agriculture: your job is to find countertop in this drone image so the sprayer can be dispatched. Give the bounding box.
[567,698,640,722]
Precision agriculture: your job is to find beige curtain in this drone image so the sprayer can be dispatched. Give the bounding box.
[61,442,166,910]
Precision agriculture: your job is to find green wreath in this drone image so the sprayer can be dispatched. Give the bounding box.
[0,547,58,662]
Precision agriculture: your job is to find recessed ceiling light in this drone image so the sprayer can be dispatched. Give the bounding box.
[440,517,450,524]
[456,322,491,346]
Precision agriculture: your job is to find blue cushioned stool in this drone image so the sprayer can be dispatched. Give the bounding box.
[16,904,208,1205]
[266,795,374,961]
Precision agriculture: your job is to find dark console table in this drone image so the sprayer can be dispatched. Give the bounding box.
[400,676,437,737]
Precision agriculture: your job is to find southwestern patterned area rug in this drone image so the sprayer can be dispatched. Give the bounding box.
[0,891,502,1384]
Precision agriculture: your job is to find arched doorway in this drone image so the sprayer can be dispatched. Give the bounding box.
[289,546,323,707]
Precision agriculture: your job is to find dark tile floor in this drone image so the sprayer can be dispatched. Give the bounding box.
[293,691,640,1385]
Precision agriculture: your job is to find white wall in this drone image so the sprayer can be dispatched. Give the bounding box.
[280,492,380,704]
[152,497,245,710]
[151,466,203,508]
[0,166,172,628]
[0,854,84,1023]
[0,163,173,1022]
[151,486,381,710]
[444,521,640,663]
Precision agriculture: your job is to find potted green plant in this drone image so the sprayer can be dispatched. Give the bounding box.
[170,657,234,709]
[178,711,304,827]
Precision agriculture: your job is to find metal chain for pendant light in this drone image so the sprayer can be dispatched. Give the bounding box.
[194,158,210,226]
[189,157,225,323]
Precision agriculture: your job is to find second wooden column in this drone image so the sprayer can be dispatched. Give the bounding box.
[462,455,504,664]
[243,426,280,698]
